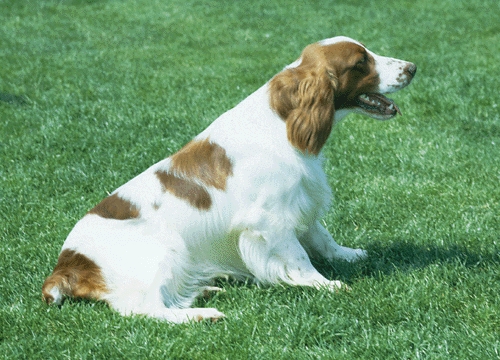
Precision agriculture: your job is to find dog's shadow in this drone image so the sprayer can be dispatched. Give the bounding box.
[313,240,499,284]
[205,240,499,296]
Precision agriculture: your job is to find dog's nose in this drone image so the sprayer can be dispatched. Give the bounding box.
[405,63,417,78]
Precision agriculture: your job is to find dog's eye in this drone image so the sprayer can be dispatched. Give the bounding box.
[356,55,368,67]
[352,54,368,72]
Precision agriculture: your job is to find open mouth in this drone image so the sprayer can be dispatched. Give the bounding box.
[355,93,401,120]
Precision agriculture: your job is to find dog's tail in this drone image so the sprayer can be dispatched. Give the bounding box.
[42,249,108,305]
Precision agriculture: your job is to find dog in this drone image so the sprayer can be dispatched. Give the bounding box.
[42,36,416,323]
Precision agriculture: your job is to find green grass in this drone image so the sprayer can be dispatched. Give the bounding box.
[1,0,499,358]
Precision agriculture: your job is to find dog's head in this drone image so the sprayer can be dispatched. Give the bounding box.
[269,36,416,155]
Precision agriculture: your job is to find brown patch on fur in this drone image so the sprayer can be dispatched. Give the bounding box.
[88,193,140,220]
[154,139,233,210]
[155,170,212,210]
[42,249,108,304]
[170,139,233,190]
[269,41,380,154]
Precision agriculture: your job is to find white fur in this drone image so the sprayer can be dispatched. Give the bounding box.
[55,36,414,323]
[370,52,414,94]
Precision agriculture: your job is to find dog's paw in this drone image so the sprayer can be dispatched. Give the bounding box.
[349,248,368,262]
[186,308,225,323]
[339,247,368,262]
[201,286,225,299]
[318,280,351,292]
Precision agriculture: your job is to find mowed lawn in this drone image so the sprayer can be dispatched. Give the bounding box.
[1,0,499,358]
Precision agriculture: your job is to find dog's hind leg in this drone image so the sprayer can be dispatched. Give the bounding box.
[105,253,225,323]
[109,288,225,323]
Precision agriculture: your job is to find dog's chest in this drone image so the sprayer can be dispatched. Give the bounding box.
[232,155,331,231]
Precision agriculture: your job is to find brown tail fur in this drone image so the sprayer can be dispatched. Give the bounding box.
[42,249,108,304]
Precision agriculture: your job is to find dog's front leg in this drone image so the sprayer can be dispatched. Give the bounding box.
[300,220,368,262]
[237,229,345,291]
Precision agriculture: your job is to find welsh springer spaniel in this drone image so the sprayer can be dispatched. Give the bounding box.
[42,36,416,323]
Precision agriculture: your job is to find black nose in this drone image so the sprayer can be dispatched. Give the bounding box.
[406,63,417,78]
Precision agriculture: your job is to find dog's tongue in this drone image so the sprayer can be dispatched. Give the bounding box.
[357,93,402,117]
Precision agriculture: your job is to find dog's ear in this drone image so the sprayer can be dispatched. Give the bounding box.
[269,45,336,155]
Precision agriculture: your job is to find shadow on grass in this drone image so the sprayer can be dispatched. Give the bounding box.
[0,92,28,105]
[314,240,500,284]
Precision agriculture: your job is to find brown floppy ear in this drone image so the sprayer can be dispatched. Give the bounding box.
[269,48,336,155]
